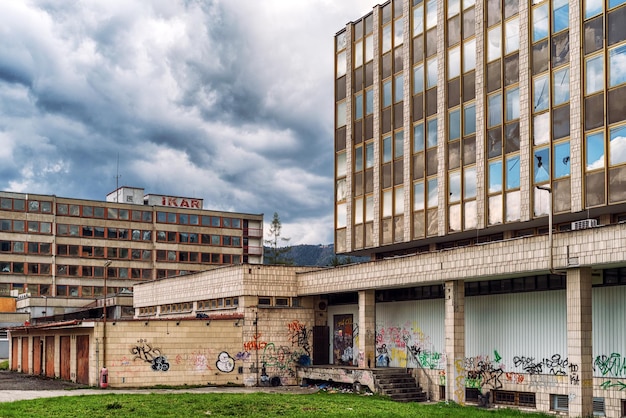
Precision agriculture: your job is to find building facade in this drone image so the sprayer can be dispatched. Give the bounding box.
[331,1,626,416]
[0,187,263,315]
[334,0,626,257]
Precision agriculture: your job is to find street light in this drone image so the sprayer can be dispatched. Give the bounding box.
[536,185,553,273]
[102,260,112,367]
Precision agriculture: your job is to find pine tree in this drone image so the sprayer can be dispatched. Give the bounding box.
[264,212,293,265]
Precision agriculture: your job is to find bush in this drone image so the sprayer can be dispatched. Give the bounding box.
[0,360,9,370]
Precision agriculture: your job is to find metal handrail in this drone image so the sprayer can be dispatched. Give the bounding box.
[406,346,434,401]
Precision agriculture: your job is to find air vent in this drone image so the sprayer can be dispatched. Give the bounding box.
[572,219,598,230]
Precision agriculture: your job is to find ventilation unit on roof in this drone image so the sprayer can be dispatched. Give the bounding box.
[571,219,598,230]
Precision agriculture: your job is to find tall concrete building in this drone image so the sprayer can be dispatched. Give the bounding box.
[0,187,263,315]
[331,1,626,416]
[334,0,626,257]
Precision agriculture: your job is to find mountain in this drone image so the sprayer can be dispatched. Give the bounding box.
[263,244,369,267]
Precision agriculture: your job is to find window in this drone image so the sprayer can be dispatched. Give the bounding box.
[427,118,437,148]
[336,101,346,127]
[534,146,550,183]
[449,109,461,141]
[610,125,626,165]
[487,25,502,62]
[505,17,519,53]
[553,67,570,105]
[551,394,568,412]
[394,131,404,158]
[426,57,438,88]
[489,160,503,193]
[355,93,363,119]
[554,141,571,178]
[586,55,604,94]
[506,87,520,121]
[552,0,569,33]
[365,89,374,114]
[414,64,424,94]
[383,80,392,107]
[533,74,549,112]
[587,132,605,170]
[488,93,502,127]
[533,3,549,42]
[506,155,521,189]
[609,44,626,87]
[464,103,476,135]
[394,74,404,102]
[414,123,425,152]
[448,46,460,79]
[463,39,476,72]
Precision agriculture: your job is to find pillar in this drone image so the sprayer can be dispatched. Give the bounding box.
[566,267,593,417]
[358,290,376,369]
[445,280,465,404]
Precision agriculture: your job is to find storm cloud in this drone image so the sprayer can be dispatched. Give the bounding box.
[0,0,373,244]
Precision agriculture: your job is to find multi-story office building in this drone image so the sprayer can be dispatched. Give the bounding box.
[331,1,626,416]
[334,0,626,258]
[0,187,263,307]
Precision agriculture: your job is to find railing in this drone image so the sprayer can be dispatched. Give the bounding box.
[406,346,434,401]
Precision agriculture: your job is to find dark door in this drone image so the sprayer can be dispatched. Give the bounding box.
[11,337,18,371]
[312,326,330,365]
[60,336,70,380]
[76,335,89,384]
[21,338,28,373]
[45,336,55,377]
[33,337,42,375]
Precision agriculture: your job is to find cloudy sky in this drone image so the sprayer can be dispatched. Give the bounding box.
[0,0,373,245]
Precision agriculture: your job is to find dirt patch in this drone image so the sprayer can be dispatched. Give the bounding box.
[0,370,89,390]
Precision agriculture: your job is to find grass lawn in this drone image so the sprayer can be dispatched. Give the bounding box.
[0,392,552,418]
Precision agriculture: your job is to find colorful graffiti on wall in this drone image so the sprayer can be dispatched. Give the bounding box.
[375,323,445,369]
[333,314,354,365]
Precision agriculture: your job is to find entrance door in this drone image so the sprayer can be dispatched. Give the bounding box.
[76,335,90,384]
[312,326,330,365]
[33,337,42,375]
[45,336,55,377]
[21,338,28,373]
[333,314,354,365]
[60,336,70,380]
[11,337,18,371]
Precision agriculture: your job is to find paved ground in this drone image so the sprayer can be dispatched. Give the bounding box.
[0,370,318,403]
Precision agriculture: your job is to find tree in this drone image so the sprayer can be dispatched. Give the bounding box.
[264,212,293,265]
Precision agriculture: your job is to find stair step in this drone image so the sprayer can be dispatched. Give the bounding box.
[372,369,427,403]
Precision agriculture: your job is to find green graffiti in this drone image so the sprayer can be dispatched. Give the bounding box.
[494,350,502,363]
[600,380,626,391]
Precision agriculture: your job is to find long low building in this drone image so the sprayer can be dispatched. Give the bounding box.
[9,221,626,416]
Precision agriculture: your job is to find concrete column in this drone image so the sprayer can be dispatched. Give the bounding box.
[566,267,593,417]
[358,290,376,369]
[445,280,465,404]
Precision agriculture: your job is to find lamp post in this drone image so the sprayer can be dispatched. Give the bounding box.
[102,260,112,367]
[536,185,553,273]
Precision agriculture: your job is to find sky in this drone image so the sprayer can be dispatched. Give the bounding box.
[0,0,374,246]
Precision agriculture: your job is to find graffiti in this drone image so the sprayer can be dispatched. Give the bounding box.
[493,350,502,363]
[407,345,442,369]
[527,374,566,389]
[261,343,302,378]
[376,344,390,367]
[454,358,465,405]
[287,320,311,356]
[513,354,568,375]
[334,314,354,365]
[569,363,579,385]
[235,351,250,361]
[464,356,504,391]
[243,334,268,351]
[600,380,626,391]
[505,372,524,384]
[594,353,626,377]
[131,340,170,372]
[216,352,235,373]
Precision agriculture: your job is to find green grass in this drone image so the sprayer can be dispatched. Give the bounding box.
[0,360,8,371]
[0,392,552,418]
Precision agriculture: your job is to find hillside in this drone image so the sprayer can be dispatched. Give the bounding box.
[263,244,369,267]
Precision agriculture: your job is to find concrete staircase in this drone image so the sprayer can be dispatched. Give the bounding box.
[372,368,428,402]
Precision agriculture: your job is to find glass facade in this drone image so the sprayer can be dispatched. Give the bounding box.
[335,0,626,255]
